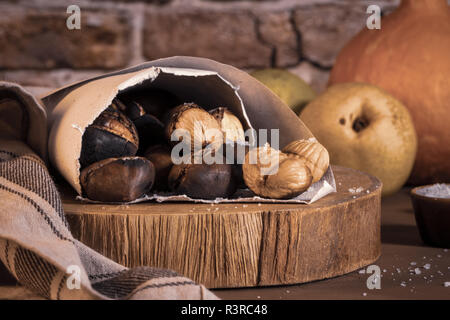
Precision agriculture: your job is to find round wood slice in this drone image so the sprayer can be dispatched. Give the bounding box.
[62,165,382,288]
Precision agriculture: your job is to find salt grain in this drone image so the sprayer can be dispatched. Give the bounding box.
[400,282,407,287]
[362,292,367,296]
[349,187,364,193]
[444,282,450,287]
[410,262,417,266]
[414,268,421,275]
[424,264,431,270]
[415,183,450,199]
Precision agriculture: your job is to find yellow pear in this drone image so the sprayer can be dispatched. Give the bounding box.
[300,83,417,196]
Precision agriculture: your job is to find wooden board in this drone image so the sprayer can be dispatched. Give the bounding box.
[62,166,382,288]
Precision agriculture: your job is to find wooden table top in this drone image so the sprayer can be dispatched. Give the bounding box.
[1,188,449,300]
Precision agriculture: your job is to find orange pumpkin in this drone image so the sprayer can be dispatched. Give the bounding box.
[329,0,450,185]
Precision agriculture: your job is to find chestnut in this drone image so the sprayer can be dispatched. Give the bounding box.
[232,164,246,189]
[80,156,155,202]
[119,89,180,120]
[133,114,166,152]
[119,99,146,122]
[144,144,173,191]
[112,97,166,151]
[242,144,312,199]
[165,103,223,152]
[80,103,139,168]
[168,161,236,199]
[209,107,245,143]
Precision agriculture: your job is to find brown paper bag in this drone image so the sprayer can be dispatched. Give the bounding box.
[42,56,336,203]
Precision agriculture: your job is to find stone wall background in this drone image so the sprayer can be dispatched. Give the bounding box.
[0,0,402,95]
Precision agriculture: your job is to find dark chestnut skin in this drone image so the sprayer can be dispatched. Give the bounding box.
[232,164,246,189]
[80,103,139,168]
[144,144,173,191]
[134,114,166,152]
[219,143,246,189]
[114,96,167,152]
[80,156,155,202]
[120,99,146,121]
[168,161,236,199]
[118,89,180,120]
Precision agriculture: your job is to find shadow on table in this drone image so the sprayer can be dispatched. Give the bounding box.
[381,224,423,247]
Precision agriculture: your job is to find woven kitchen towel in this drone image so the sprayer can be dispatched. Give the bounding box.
[0,83,218,300]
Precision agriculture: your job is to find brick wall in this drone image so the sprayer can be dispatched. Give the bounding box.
[0,0,401,95]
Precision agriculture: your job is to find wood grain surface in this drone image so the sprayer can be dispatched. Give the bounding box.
[62,165,382,288]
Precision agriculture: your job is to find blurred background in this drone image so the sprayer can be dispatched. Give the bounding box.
[0,0,401,95]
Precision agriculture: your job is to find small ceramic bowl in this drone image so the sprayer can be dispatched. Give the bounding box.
[411,184,450,248]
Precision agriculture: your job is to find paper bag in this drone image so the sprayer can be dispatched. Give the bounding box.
[42,56,336,203]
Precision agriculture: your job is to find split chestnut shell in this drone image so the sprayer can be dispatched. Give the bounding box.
[282,139,329,183]
[79,102,139,168]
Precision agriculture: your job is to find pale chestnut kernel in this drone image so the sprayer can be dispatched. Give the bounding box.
[243,144,312,199]
[209,107,245,143]
[283,139,330,183]
[165,103,223,152]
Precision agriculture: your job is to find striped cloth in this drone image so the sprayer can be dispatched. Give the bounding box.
[0,83,218,300]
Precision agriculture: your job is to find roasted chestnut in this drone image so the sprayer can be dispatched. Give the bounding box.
[119,89,180,120]
[117,98,146,121]
[242,144,312,199]
[168,161,236,199]
[80,156,155,202]
[80,102,139,168]
[209,107,245,143]
[231,164,246,189]
[133,114,165,152]
[165,103,223,152]
[144,144,173,191]
[113,96,168,151]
